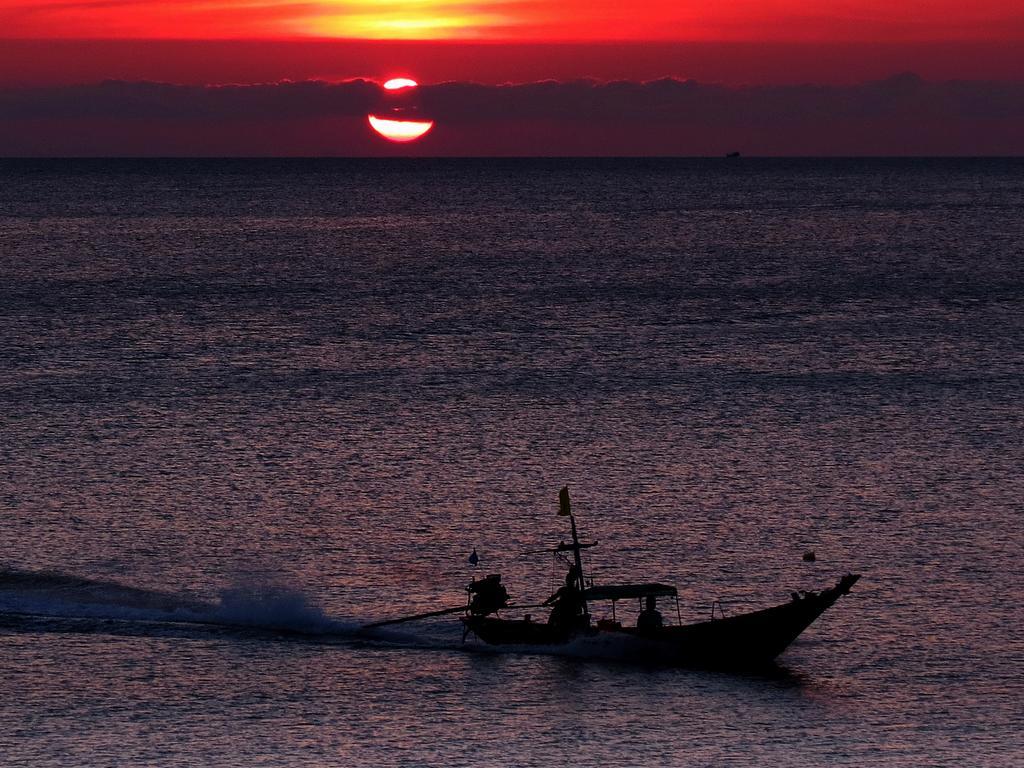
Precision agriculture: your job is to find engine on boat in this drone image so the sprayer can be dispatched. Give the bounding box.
[467,574,510,616]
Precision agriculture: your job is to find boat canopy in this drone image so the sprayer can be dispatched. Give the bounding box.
[583,583,678,601]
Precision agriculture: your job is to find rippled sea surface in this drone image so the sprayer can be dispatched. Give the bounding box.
[1,158,1022,767]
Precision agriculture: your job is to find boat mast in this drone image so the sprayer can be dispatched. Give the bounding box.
[568,512,589,616]
[559,486,590,617]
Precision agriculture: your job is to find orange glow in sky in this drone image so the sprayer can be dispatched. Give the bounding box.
[2,0,1023,42]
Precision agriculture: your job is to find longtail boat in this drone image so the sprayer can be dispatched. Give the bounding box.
[457,487,860,669]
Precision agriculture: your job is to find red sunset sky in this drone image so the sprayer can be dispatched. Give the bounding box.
[1,1,1022,154]
[4,0,1024,43]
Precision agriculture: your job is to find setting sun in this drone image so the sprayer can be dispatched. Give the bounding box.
[367,78,435,142]
[367,115,434,142]
[383,78,419,90]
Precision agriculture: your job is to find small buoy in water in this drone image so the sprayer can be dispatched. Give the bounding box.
[803,550,816,562]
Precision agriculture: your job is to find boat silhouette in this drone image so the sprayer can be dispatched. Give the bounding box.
[458,487,860,668]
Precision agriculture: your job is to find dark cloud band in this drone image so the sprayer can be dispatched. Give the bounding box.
[3,74,1023,123]
[2,75,1023,155]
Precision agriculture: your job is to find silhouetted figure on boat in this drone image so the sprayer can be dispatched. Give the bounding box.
[467,574,509,617]
[544,565,588,630]
[637,595,664,631]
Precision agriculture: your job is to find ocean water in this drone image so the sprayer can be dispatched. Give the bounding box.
[0,158,1022,767]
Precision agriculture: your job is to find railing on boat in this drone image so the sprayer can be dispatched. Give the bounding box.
[711,600,727,620]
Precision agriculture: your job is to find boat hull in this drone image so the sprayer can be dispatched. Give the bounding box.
[462,574,860,668]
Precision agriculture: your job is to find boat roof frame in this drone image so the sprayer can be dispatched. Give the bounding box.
[583,583,678,601]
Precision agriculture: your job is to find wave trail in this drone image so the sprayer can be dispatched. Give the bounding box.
[0,567,450,649]
[0,567,356,634]
[0,567,214,619]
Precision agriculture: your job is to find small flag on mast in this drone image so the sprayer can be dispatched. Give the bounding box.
[468,548,479,566]
[558,486,571,516]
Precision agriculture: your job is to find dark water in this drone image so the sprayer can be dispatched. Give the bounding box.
[1,158,1022,766]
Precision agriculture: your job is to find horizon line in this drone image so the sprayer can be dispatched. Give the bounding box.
[4,155,1024,161]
